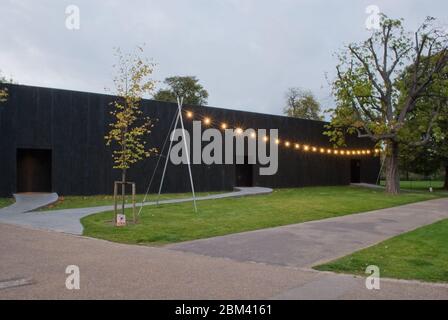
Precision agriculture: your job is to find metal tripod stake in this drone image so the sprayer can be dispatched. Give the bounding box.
[157,96,197,212]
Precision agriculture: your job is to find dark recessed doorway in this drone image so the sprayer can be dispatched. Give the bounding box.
[16,149,52,193]
[235,157,253,187]
[350,159,361,183]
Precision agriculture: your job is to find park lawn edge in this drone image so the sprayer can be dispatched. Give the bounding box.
[313,217,448,283]
[39,191,227,211]
[0,198,14,209]
[81,186,446,246]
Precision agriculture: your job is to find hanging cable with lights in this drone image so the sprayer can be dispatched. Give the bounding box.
[181,110,380,157]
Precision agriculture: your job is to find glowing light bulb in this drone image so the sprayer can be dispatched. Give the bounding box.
[250,132,256,138]
[340,150,345,155]
[312,147,317,152]
[275,139,280,145]
[304,145,310,151]
[204,117,211,125]
[367,150,371,154]
[221,123,227,129]
[334,150,339,155]
[295,143,300,149]
[362,150,366,154]
[285,141,290,147]
[320,148,325,153]
[327,149,332,154]
[235,128,243,135]
[186,111,193,118]
[263,136,269,142]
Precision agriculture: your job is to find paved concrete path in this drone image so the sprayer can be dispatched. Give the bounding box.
[350,183,385,190]
[2,193,59,213]
[169,197,448,268]
[352,183,448,194]
[0,187,272,235]
[1,223,447,299]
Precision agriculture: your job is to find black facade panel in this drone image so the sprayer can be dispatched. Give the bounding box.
[0,84,380,196]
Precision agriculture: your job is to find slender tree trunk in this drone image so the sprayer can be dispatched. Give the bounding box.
[121,168,126,215]
[120,121,127,216]
[444,165,448,190]
[385,140,400,194]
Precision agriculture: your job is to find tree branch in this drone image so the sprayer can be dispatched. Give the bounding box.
[410,101,443,147]
[349,45,386,99]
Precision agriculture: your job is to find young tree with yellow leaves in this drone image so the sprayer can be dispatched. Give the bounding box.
[105,47,158,222]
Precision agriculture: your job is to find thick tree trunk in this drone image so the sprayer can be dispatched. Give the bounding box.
[444,165,448,190]
[385,140,400,194]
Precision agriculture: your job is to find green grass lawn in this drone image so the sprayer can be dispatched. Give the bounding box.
[81,186,444,245]
[0,198,14,209]
[40,191,224,211]
[314,218,448,283]
[380,180,446,192]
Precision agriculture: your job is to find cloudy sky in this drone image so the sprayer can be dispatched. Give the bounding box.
[1,0,447,118]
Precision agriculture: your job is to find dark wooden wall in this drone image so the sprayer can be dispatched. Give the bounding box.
[0,84,380,196]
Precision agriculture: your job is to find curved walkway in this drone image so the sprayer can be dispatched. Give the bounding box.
[2,193,59,213]
[169,197,448,269]
[0,187,272,235]
[1,191,448,298]
[1,223,448,299]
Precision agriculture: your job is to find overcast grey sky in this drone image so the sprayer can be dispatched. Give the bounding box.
[1,0,447,117]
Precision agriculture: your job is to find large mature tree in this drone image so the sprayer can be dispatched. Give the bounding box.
[105,47,158,221]
[325,15,448,194]
[283,87,323,120]
[399,96,448,189]
[397,46,448,188]
[153,76,208,106]
[399,144,444,179]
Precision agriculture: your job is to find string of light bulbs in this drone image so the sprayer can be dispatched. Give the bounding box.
[183,110,380,157]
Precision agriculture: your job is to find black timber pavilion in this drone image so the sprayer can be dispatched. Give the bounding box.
[0,84,380,197]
